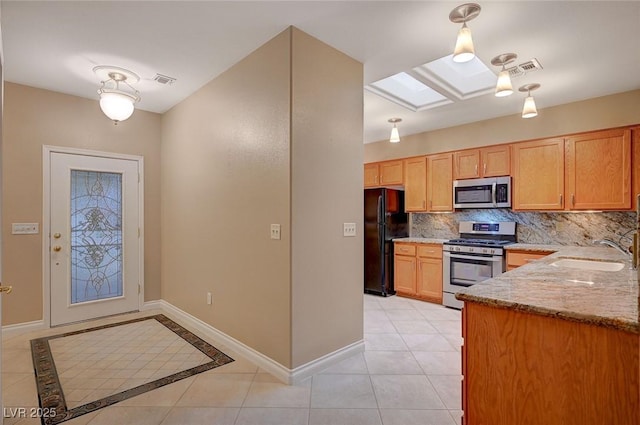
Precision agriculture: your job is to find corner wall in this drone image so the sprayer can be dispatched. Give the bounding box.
[364,89,640,162]
[1,83,162,325]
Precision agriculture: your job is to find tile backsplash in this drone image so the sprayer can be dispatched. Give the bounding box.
[411,210,636,246]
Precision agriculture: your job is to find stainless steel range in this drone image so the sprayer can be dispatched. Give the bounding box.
[442,221,516,309]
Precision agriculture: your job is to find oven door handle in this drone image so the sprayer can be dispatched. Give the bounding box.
[444,252,503,262]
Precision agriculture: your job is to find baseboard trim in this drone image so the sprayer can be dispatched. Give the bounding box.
[2,320,46,338]
[142,299,364,384]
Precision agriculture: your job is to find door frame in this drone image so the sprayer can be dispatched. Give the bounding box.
[42,145,144,327]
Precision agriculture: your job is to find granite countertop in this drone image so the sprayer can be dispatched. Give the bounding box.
[392,237,448,244]
[457,246,638,334]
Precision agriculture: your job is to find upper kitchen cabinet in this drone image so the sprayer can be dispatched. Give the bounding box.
[404,156,427,212]
[454,145,511,179]
[364,163,380,188]
[565,128,632,210]
[512,138,565,210]
[364,160,404,188]
[632,126,640,210]
[427,153,453,212]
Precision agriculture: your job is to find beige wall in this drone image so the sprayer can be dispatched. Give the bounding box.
[2,83,162,325]
[364,89,640,162]
[161,30,293,366]
[161,27,363,369]
[290,28,363,367]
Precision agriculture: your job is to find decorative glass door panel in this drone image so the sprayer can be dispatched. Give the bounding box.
[70,170,123,304]
[50,151,140,326]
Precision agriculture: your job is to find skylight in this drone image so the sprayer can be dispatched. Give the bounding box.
[413,54,496,100]
[365,72,451,112]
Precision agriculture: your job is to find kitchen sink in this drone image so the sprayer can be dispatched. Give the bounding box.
[550,258,625,272]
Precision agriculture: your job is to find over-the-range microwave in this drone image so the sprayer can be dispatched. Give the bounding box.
[453,176,511,209]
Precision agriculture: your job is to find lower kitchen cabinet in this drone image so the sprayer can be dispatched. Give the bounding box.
[461,302,638,425]
[394,242,443,303]
[506,249,553,271]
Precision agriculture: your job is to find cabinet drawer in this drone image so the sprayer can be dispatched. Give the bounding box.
[417,245,442,259]
[506,250,553,268]
[395,244,416,256]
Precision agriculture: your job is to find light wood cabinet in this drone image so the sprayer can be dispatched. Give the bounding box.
[512,138,565,210]
[454,145,511,179]
[427,153,453,212]
[462,302,638,425]
[364,163,379,188]
[404,156,427,212]
[394,242,442,303]
[634,127,640,211]
[565,128,632,210]
[506,249,553,271]
[394,243,416,295]
[416,245,443,303]
[364,160,404,187]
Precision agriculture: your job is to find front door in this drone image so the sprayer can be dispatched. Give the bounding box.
[49,151,141,326]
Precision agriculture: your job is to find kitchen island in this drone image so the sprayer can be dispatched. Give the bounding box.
[457,246,638,425]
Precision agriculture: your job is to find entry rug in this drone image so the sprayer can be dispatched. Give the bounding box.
[30,314,234,424]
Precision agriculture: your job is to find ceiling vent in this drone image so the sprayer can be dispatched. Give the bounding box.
[506,58,543,79]
[153,74,176,85]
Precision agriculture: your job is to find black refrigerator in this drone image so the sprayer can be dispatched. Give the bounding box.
[364,188,408,296]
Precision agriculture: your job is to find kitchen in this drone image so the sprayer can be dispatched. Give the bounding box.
[0,2,639,425]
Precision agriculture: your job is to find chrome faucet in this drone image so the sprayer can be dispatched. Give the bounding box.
[592,239,632,258]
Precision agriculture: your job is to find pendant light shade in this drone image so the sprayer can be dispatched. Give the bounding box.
[495,69,513,97]
[93,66,141,124]
[449,4,481,64]
[491,53,517,98]
[519,84,541,119]
[388,118,402,143]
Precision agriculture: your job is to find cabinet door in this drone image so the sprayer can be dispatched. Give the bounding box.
[633,127,640,211]
[454,149,480,179]
[481,145,511,177]
[404,157,427,212]
[364,163,379,188]
[394,255,416,295]
[417,257,443,302]
[506,250,553,271]
[565,129,631,210]
[379,160,404,186]
[512,138,565,210]
[427,153,453,212]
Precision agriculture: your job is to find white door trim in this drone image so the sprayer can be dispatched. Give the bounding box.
[42,145,144,327]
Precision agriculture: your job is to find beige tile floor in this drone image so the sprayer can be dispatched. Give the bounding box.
[1,294,462,425]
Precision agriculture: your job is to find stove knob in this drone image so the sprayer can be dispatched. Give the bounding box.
[482,248,488,254]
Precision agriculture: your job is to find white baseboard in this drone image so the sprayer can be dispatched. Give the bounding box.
[142,299,364,385]
[2,320,46,338]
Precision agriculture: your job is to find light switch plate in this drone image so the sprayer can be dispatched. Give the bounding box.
[270,224,281,240]
[12,223,39,235]
[343,222,356,237]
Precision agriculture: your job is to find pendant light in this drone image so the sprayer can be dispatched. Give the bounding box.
[93,66,141,124]
[491,53,517,97]
[388,118,402,143]
[519,84,541,118]
[449,3,481,63]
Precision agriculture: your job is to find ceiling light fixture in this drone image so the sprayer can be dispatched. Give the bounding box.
[491,53,517,97]
[449,3,481,63]
[93,66,141,124]
[388,118,402,143]
[519,83,541,118]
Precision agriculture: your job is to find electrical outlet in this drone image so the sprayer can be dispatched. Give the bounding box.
[270,224,281,240]
[343,222,356,237]
[207,292,212,305]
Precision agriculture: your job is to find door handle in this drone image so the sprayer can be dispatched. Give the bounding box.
[53,246,62,252]
[0,284,12,294]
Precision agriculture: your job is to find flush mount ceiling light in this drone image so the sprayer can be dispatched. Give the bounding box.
[93,66,141,124]
[388,118,402,143]
[491,53,517,97]
[449,3,481,63]
[519,83,541,118]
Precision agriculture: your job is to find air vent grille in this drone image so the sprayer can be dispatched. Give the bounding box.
[506,58,543,79]
[153,74,176,85]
